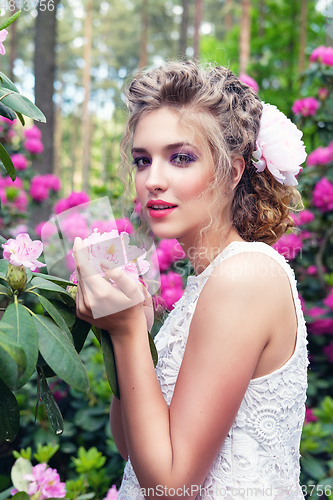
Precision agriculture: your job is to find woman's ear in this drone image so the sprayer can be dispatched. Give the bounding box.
[231,157,245,190]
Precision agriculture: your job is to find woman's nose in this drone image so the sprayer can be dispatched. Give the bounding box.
[145,160,168,193]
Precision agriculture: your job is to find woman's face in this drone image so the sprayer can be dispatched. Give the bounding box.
[133,107,218,252]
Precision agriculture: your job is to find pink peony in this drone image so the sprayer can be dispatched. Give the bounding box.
[0,29,8,55]
[11,153,28,171]
[160,286,184,310]
[24,463,66,500]
[160,271,183,292]
[159,270,184,310]
[2,233,46,271]
[103,485,118,500]
[115,217,134,234]
[43,173,61,191]
[292,97,319,117]
[310,45,333,66]
[35,221,57,239]
[272,233,303,260]
[24,138,44,155]
[13,190,28,212]
[324,342,333,363]
[304,408,318,424]
[92,220,117,234]
[307,306,333,335]
[318,88,329,100]
[54,198,70,214]
[153,239,186,271]
[3,176,23,189]
[323,289,333,310]
[62,213,90,240]
[291,209,315,225]
[30,182,49,202]
[307,146,333,166]
[307,265,317,275]
[24,125,42,140]
[312,177,333,212]
[253,103,306,186]
[239,73,259,92]
[67,191,90,208]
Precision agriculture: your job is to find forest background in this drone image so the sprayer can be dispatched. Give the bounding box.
[0,1,333,500]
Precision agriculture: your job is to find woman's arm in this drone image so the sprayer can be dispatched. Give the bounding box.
[110,397,128,460]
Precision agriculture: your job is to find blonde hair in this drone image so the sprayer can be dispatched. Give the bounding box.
[119,61,301,246]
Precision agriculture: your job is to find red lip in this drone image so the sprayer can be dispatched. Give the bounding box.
[147,199,177,208]
[146,199,178,219]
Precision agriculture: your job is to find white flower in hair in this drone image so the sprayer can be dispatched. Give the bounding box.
[252,102,307,186]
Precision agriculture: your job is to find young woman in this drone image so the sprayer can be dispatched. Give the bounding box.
[74,62,308,500]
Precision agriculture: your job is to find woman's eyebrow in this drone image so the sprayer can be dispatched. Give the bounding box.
[131,142,197,155]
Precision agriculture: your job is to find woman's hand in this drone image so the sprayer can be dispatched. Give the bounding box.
[73,236,152,335]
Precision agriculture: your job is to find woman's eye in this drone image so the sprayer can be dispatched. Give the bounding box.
[133,157,151,168]
[171,153,196,165]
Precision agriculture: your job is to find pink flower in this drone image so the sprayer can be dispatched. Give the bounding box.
[14,190,28,211]
[160,286,184,310]
[43,174,61,191]
[9,224,28,238]
[134,199,141,213]
[160,271,183,292]
[307,146,333,166]
[0,29,8,55]
[324,342,333,362]
[24,463,66,500]
[0,116,15,126]
[310,45,333,66]
[239,73,259,92]
[11,153,28,171]
[307,306,333,335]
[312,177,333,212]
[24,125,42,140]
[67,191,90,208]
[69,270,77,284]
[153,239,186,271]
[253,103,306,186]
[3,176,23,189]
[292,97,319,117]
[30,182,49,202]
[318,88,329,100]
[24,138,44,155]
[2,233,46,271]
[54,198,70,214]
[92,220,117,234]
[103,485,118,500]
[272,233,303,260]
[323,289,333,309]
[35,221,57,239]
[115,217,134,234]
[62,213,89,240]
[0,188,7,204]
[159,270,184,310]
[304,408,318,424]
[300,230,312,240]
[291,209,315,225]
[307,265,317,275]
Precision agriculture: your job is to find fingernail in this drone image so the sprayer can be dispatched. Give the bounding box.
[100,259,112,269]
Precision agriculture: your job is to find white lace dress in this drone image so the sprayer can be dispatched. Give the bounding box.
[117,241,308,500]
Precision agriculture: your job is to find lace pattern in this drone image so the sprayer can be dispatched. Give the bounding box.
[117,241,308,500]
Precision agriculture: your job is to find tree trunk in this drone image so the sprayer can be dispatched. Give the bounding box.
[31,0,60,229]
[194,0,203,61]
[239,0,251,74]
[225,0,233,31]
[81,0,93,193]
[8,4,17,82]
[139,0,148,69]
[298,0,307,74]
[70,114,79,193]
[180,0,189,57]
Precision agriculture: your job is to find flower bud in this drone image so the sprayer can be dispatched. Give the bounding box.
[67,285,77,301]
[6,263,27,291]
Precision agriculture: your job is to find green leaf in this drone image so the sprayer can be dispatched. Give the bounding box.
[71,318,91,353]
[0,377,20,442]
[0,101,17,121]
[37,367,64,435]
[16,111,25,126]
[0,487,13,500]
[11,493,30,500]
[36,293,73,342]
[0,331,26,389]
[301,456,326,479]
[0,88,46,123]
[11,457,32,493]
[48,299,76,327]
[28,277,75,305]
[34,441,60,463]
[0,71,20,93]
[0,260,9,274]
[101,329,119,399]
[0,143,16,181]
[0,235,7,245]
[31,273,74,287]
[0,11,21,31]
[148,332,158,367]
[33,314,89,393]
[2,303,38,389]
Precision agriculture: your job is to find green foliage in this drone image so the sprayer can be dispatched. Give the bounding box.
[72,447,107,474]
[33,442,60,464]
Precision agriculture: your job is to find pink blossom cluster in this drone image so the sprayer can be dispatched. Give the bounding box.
[312,177,333,212]
[310,46,333,66]
[2,233,46,271]
[0,116,16,126]
[323,289,333,309]
[307,141,333,166]
[30,174,61,202]
[238,73,259,92]
[154,239,186,271]
[307,306,333,335]
[23,125,44,155]
[304,407,318,424]
[0,176,28,212]
[103,485,118,500]
[157,271,184,311]
[93,217,134,234]
[11,153,28,171]
[324,342,333,363]
[272,233,303,260]
[291,209,314,226]
[11,463,66,499]
[292,97,319,117]
[318,87,329,100]
[54,191,90,214]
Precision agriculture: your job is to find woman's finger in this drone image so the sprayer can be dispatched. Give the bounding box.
[100,260,144,302]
